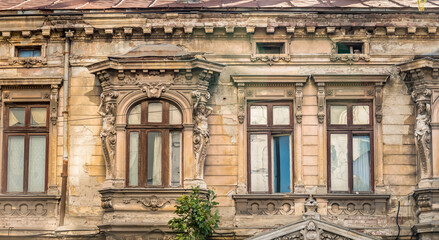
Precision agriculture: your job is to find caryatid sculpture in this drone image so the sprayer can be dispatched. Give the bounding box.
[98,91,119,179]
[413,89,432,179]
[192,90,213,180]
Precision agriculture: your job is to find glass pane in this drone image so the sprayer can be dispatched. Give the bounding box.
[9,108,25,127]
[30,108,47,127]
[170,132,181,187]
[169,104,182,124]
[330,106,347,125]
[32,50,41,57]
[129,132,139,186]
[7,136,25,192]
[148,103,162,123]
[250,106,267,125]
[19,50,33,57]
[273,135,291,193]
[353,105,370,125]
[128,104,141,124]
[250,134,269,192]
[28,136,46,192]
[147,132,162,185]
[353,136,371,192]
[330,134,349,191]
[273,106,290,125]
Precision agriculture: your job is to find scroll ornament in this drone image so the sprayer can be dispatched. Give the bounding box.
[98,91,119,179]
[192,90,212,180]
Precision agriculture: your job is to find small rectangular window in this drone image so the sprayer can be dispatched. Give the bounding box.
[17,46,41,57]
[256,42,285,54]
[336,42,363,54]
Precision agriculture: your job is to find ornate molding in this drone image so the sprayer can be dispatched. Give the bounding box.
[375,83,383,123]
[50,85,59,125]
[296,83,303,124]
[250,55,291,66]
[8,57,48,68]
[237,83,245,124]
[136,82,171,98]
[123,196,170,211]
[317,83,326,124]
[235,198,295,216]
[192,90,212,180]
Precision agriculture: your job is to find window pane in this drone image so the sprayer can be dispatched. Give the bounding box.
[330,134,349,191]
[353,135,371,192]
[128,104,141,124]
[273,106,290,125]
[129,132,139,186]
[273,135,291,193]
[147,132,162,185]
[7,136,25,192]
[250,106,267,125]
[353,105,370,125]
[30,108,47,127]
[9,108,25,127]
[250,134,269,192]
[330,106,347,124]
[170,132,181,187]
[169,104,182,124]
[28,136,46,192]
[148,103,162,123]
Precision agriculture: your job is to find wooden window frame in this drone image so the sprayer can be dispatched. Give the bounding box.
[126,100,183,188]
[327,101,374,194]
[247,101,294,194]
[2,104,49,194]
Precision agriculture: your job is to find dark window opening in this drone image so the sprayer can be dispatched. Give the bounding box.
[17,46,41,57]
[256,42,285,54]
[336,42,363,54]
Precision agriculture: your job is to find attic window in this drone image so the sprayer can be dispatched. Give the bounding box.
[336,42,363,54]
[256,42,285,54]
[17,46,41,57]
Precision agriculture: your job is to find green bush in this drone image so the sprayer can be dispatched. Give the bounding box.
[168,186,220,240]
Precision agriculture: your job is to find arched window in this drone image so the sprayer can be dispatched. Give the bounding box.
[126,100,183,187]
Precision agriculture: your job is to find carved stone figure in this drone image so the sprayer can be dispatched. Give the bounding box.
[136,82,171,98]
[192,90,212,180]
[413,89,432,179]
[98,91,119,179]
[304,195,320,219]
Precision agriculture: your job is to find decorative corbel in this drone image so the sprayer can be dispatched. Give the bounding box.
[192,90,212,180]
[317,83,326,124]
[50,85,59,125]
[237,83,245,124]
[295,83,303,124]
[375,83,383,123]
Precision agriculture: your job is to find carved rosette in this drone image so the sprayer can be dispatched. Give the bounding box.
[192,90,212,180]
[412,89,432,179]
[97,71,119,179]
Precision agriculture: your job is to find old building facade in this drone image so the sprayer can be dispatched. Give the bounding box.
[0,0,438,239]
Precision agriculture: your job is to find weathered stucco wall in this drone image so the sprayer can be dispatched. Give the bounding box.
[0,10,437,239]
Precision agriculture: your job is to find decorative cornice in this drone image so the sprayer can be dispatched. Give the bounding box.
[231,75,309,84]
[312,74,389,83]
[0,77,63,86]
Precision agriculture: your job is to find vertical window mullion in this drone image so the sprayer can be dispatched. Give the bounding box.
[162,129,169,187]
[268,132,272,194]
[23,134,30,193]
[348,132,353,193]
[141,130,148,187]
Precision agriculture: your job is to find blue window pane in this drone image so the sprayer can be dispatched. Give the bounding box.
[273,135,291,193]
[18,49,41,57]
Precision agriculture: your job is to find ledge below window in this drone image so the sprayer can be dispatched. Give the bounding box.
[233,194,390,216]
